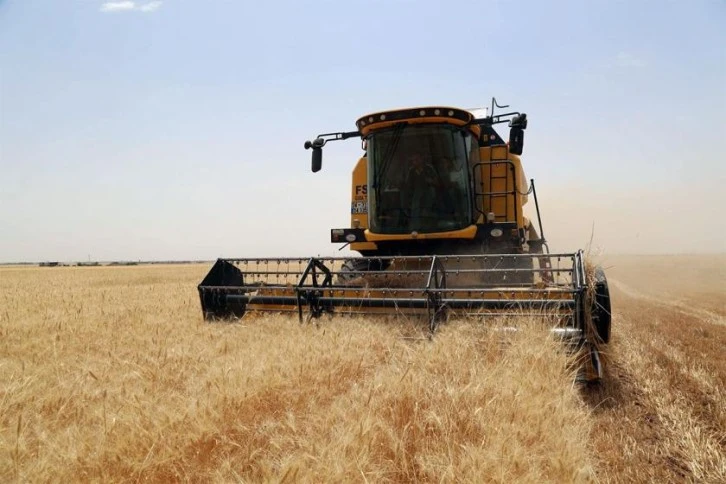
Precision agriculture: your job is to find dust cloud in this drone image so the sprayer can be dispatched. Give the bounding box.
[526,181,724,254]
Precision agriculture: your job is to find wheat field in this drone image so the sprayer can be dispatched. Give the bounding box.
[1,256,724,482]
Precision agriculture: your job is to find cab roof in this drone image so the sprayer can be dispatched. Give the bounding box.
[355,106,479,137]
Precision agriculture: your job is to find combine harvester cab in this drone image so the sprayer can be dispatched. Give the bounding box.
[198,99,611,382]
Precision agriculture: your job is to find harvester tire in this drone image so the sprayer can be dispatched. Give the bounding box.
[337,258,390,285]
[592,266,612,344]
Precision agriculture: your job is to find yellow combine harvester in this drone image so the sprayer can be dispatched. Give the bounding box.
[198,99,612,381]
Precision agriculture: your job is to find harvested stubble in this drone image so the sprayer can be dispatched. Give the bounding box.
[0,265,594,482]
[582,254,726,484]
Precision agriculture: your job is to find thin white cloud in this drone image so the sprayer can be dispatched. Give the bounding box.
[100,1,136,12]
[99,1,163,13]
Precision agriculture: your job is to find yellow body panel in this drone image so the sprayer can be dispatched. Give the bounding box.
[350,242,378,251]
[350,241,378,252]
[364,225,477,242]
[349,157,368,229]
[477,147,528,229]
[349,156,377,252]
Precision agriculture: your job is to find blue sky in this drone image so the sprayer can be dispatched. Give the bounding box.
[1,0,724,262]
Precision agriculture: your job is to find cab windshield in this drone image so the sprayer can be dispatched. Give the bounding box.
[367,124,474,234]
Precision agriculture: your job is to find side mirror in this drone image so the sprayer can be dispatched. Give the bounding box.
[311,147,323,172]
[509,127,524,155]
[508,113,527,155]
[304,138,325,172]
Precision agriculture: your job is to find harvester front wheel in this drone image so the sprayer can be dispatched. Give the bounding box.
[592,266,611,344]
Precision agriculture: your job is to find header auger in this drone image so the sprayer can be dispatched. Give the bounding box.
[198,99,612,382]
